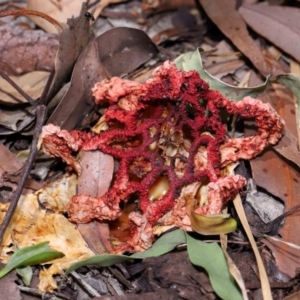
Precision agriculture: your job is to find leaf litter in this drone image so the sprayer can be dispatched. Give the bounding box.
[0,1,300,299]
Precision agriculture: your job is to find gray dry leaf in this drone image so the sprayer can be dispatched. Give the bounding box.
[0,263,21,300]
[77,151,114,254]
[0,71,50,105]
[48,27,158,130]
[46,2,92,103]
[198,0,270,75]
[239,4,300,63]
[0,23,58,76]
[0,106,35,135]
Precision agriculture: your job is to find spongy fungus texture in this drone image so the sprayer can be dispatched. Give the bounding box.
[40,61,284,253]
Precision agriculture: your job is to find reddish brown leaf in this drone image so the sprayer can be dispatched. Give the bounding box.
[48,27,158,130]
[239,4,300,63]
[0,263,21,300]
[261,236,300,278]
[247,78,300,278]
[0,23,58,76]
[77,151,114,254]
[46,3,91,102]
[198,0,270,75]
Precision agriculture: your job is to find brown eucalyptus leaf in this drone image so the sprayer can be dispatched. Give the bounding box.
[46,2,92,103]
[142,0,195,14]
[0,263,21,300]
[0,24,58,76]
[91,0,126,21]
[198,0,270,75]
[261,236,300,278]
[96,27,158,77]
[0,143,44,194]
[0,106,36,135]
[239,4,300,63]
[77,151,113,197]
[0,71,50,105]
[246,76,300,278]
[47,38,109,129]
[48,27,158,130]
[274,128,300,169]
[0,143,22,173]
[77,151,114,254]
[27,0,85,34]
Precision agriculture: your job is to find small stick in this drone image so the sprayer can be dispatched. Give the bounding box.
[0,105,47,244]
[0,70,54,244]
[0,69,36,105]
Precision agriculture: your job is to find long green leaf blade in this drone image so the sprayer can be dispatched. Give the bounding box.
[0,242,64,278]
[186,233,243,300]
[66,229,186,274]
[174,49,269,100]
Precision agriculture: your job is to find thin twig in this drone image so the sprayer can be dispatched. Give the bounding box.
[18,285,73,300]
[0,105,47,244]
[70,271,101,297]
[0,69,36,105]
[0,70,55,243]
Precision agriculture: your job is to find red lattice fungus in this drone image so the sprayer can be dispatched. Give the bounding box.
[40,61,284,252]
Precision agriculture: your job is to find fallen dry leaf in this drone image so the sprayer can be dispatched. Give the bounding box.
[91,0,126,21]
[0,23,58,76]
[0,143,43,195]
[261,236,300,278]
[198,0,270,75]
[48,27,158,130]
[246,74,300,278]
[26,0,85,33]
[142,0,195,14]
[0,71,50,105]
[203,40,245,79]
[0,263,21,300]
[239,3,300,63]
[77,151,114,254]
[0,106,36,135]
[46,3,91,103]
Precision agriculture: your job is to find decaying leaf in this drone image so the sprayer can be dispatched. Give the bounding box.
[0,71,50,105]
[48,27,158,130]
[261,235,300,278]
[198,0,270,75]
[239,3,300,63]
[174,49,269,100]
[142,0,195,14]
[0,263,21,300]
[46,3,92,103]
[91,0,126,21]
[203,40,244,79]
[0,106,36,135]
[26,0,86,33]
[77,151,114,254]
[0,23,58,76]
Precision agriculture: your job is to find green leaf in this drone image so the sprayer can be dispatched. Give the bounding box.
[0,242,64,279]
[66,229,186,274]
[16,266,33,286]
[131,229,186,259]
[190,212,237,235]
[186,233,242,300]
[174,49,269,100]
[66,254,131,275]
